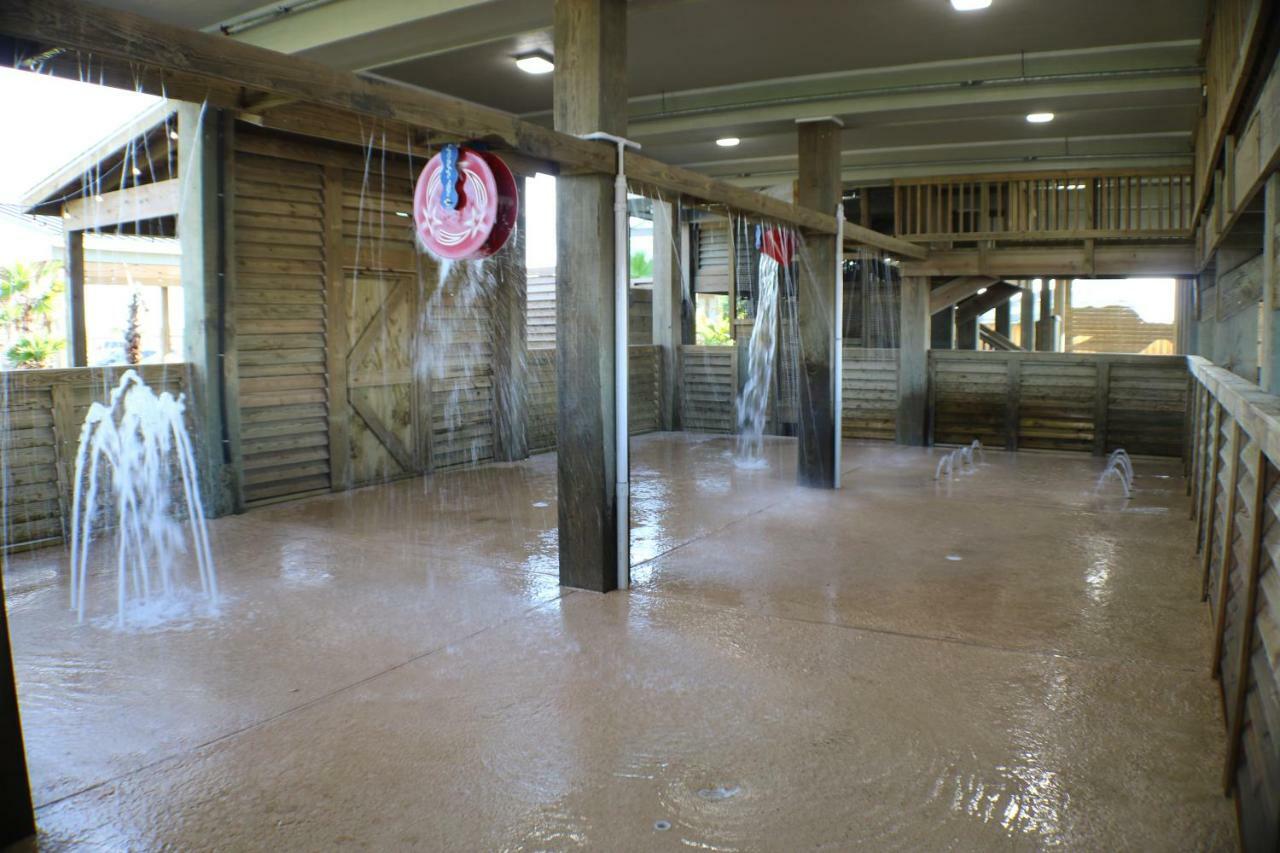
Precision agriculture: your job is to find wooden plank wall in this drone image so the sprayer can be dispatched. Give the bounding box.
[1,364,187,550]
[232,144,332,504]
[523,346,663,454]
[843,347,899,440]
[931,351,1186,455]
[680,345,737,433]
[1187,356,1280,850]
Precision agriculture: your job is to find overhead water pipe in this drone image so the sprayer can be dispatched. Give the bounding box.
[833,202,845,489]
[580,131,641,592]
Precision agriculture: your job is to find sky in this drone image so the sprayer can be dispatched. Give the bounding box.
[0,67,160,205]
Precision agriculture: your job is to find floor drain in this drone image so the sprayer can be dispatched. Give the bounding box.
[654,820,671,831]
[697,785,740,800]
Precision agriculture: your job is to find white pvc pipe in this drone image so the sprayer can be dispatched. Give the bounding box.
[833,203,845,489]
[581,132,639,592]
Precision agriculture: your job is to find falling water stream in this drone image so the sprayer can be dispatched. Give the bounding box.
[736,253,781,466]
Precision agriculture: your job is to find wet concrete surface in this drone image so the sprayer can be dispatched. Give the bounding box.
[2,433,1236,850]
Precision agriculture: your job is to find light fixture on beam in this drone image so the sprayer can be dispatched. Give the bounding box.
[715,137,741,147]
[951,0,992,10]
[1026,112,1055,124]
[515,51,555,75]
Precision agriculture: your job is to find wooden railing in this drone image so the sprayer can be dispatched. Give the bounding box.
[893,169,1194,242]
[929,351,1186,454]
[1,363,190,551]
[1186,356,1280,851]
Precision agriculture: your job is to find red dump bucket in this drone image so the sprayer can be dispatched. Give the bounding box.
[759,226,795,265]
[413,147,518,260]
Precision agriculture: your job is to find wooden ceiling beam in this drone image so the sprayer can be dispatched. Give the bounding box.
[903,244,1197,278]
[0,0,926,259]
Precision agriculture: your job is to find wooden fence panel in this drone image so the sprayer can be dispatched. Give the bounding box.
[680,345,737,433]
[842,347,898,440]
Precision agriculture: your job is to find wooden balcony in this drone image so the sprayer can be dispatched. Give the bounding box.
[893,168,1195,243]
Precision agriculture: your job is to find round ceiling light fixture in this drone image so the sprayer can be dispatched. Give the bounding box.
[951,0,992,10]
[1026,112,1055,124]
[715,137,741,147]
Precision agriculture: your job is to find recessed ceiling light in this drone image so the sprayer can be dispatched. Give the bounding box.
[715,137,741,147]
[1026,112,1055,124]
[977,287,988,295]
[515,51,554,75]
[951,0,992,10]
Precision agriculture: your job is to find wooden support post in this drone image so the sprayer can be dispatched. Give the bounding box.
[1020,286,1035,350]
[1223,443,1267,792]
[1199,405,1224,599]
[1092,362,1111,456]
[652,198,682,431]
[794,116,842,489]
[493,177,529,461]
[994,300,1011,339]
[1261,175,1280,393]
[554,0,626,592]
[64,228,86,366]
[0,561,35,847]
[1210,419,1243,676]
[930,305,955,349]
[1005,358,1021,451]
[1036,280,1054,351]
[896,276,928,446]
[956,314,979,350]
[178,102,235,516]
[323,164,351,489]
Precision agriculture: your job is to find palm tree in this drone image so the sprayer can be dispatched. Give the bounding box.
[0,260,66,369]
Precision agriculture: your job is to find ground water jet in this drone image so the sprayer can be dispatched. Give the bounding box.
[1097,448,1135,499]
[69,369,218,627]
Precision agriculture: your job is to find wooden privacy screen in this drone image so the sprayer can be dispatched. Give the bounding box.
[1187,356,1280,850]
[930,351,1186,455]
[0,364,188,550]
[524,346,662,455]
[678,345,900,440]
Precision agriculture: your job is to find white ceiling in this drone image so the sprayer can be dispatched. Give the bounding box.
[89,0,1207,184]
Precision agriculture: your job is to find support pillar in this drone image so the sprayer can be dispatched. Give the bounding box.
[1035,280,1054,351]
[493,177,529,461]
[0,566,34,846]
[652,198,682,430]
[178,103,235,516]
[794,117,842,489]
[1262,175,1280,392]
[995,300,1011,339]
[956,314,979,350]
[931,305,955,349]
[64,229,86,366]
[554,0,626,591]
[897,276,929,445]
[1020,286,1035,349]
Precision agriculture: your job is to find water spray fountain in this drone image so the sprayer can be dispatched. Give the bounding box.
[69,370,217,627]
[1097,448,1135,499]
[934,440,984,482]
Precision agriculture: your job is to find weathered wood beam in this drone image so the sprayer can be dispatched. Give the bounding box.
[929,275,996,314]
[956,282,1022,322]
[651,197,683,430]
[554,0,625,593]
[795,117,841,488]
[63,228,86,366]
[63,178,180,229]
[0,0,925,259]
[897,276,929,445]
[978,324,1024,351]
[902,245,1197,278]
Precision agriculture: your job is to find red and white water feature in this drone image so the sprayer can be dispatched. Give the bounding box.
[758,226,796,266]
[413,145,518,260]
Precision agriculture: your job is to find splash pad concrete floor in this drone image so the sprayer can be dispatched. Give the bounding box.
[3,433,1236,849]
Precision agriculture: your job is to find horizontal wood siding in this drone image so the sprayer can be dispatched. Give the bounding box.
[524,346,663,454]
[1,364,187,550]
[931,351,1186,455]
[680,345,736,433]
[234,148,331,504]
[843,347,898,440]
